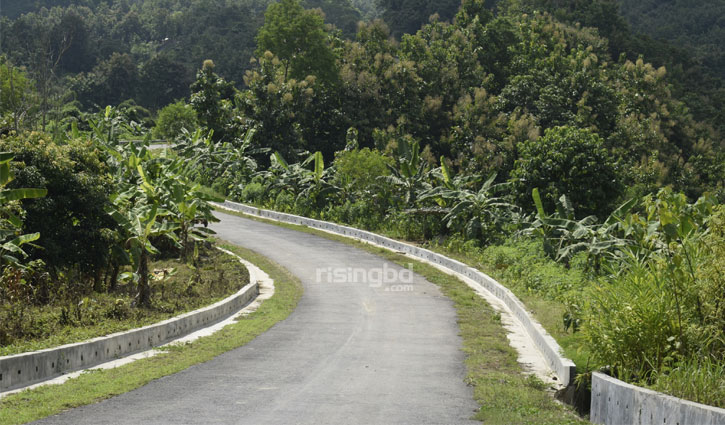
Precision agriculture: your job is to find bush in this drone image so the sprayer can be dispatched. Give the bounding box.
[583,204,725,388]
[153,101,198,142]
[583,260,683,381]
[696,205,725,356]
[4,133,115,280]
[333,147,391,196]
[511,126,622,217]
[326,199,386,230]
[479,238,586,299]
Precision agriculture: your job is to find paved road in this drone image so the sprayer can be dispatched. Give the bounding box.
[36,212,478,424]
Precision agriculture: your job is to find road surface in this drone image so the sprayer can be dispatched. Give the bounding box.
[35,211,478,424]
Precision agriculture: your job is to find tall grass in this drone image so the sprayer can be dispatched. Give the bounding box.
[650,357,725,408]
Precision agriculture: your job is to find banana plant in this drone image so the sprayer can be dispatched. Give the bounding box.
[108,188,179,307]
[174,128,263,190]
[421,171,514,241]
[86,106,135,147]
[296,151,338,204]
[526,188,635,270]
[420,156,481,208]
[153,158,223,261]
[265,151,338,207]
[380,137,430,206]
[0,152,47,267]
[556,198,637,271]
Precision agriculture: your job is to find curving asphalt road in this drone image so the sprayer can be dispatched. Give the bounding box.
[35,212,479,424]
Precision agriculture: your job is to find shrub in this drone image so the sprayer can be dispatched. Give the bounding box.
[153,101,198,142]
[479,238,586,299]
[582,205,725,385]
[695,205,725,356]
[4,133,115,281]
[333,147,391,196]
[583,260,683,382]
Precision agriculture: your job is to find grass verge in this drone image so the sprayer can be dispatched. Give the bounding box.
[216,207,584,423]
[1,245,249,356]
[0,244,303,425]
[422,241,592,371]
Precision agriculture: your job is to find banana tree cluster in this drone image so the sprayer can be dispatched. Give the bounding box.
[421,165,515,243]
[522,187,716,274]
[379,137,430,207]
[105,142,222,306]
[174,128,264,194]
[260,150,339,213]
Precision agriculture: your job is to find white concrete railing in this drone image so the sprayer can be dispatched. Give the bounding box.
[591,372,725,425]
[0,256,259,392]
[216,200,577,386]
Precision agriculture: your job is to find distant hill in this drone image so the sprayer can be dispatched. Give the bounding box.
[618,0,725,79]
[1,0,102,19]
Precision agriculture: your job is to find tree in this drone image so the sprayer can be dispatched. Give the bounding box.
[189,60,237,142]
[510,126,622,217]
[153,101,198,142]
[421,170,514,243]
[0,58,37,132]
[138,54,190,110]
[303,0,362,38]
[153,158,221,262]
[256,0,339,84]
[0,152,47,268]
[108,196,177,307]
[4,133,116,284]
[380,136,430,207]
[375,0,461,38]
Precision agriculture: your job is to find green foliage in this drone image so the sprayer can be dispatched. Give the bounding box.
[189,61,237,142]
[477,237,587,300]
[0,152,46,267]
[511,126,622,217]
[73,53,138,108]
[3,132,115,276]
[152,158,223,260]
[174,128,261,197]
[153,101,197,142]
[380,136,430,206]
[578,193,723,403]
[375,0,461,38]
[107,156,178,306]
[0,58,36,132]
[649,354,725,408]
[618,0,725,80]
[422,171,515,243]
[303,0,362,37]
[584,260,685,382]
[239,54,317,159]
[256,0,339,84]
[260,150,339,215]
[332,146,391,196]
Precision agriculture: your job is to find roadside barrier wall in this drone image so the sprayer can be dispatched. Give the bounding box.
[0,268,258,392]
[217,201,577,385]
[590,372,725,425]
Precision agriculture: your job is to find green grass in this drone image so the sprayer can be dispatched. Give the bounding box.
[1,245,249,356]
[421,241,593,372]
[0,244,303,425]
[216,208,584,423]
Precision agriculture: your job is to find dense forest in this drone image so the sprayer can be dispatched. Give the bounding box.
[3,0,724,134]
[1,0,724,415]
